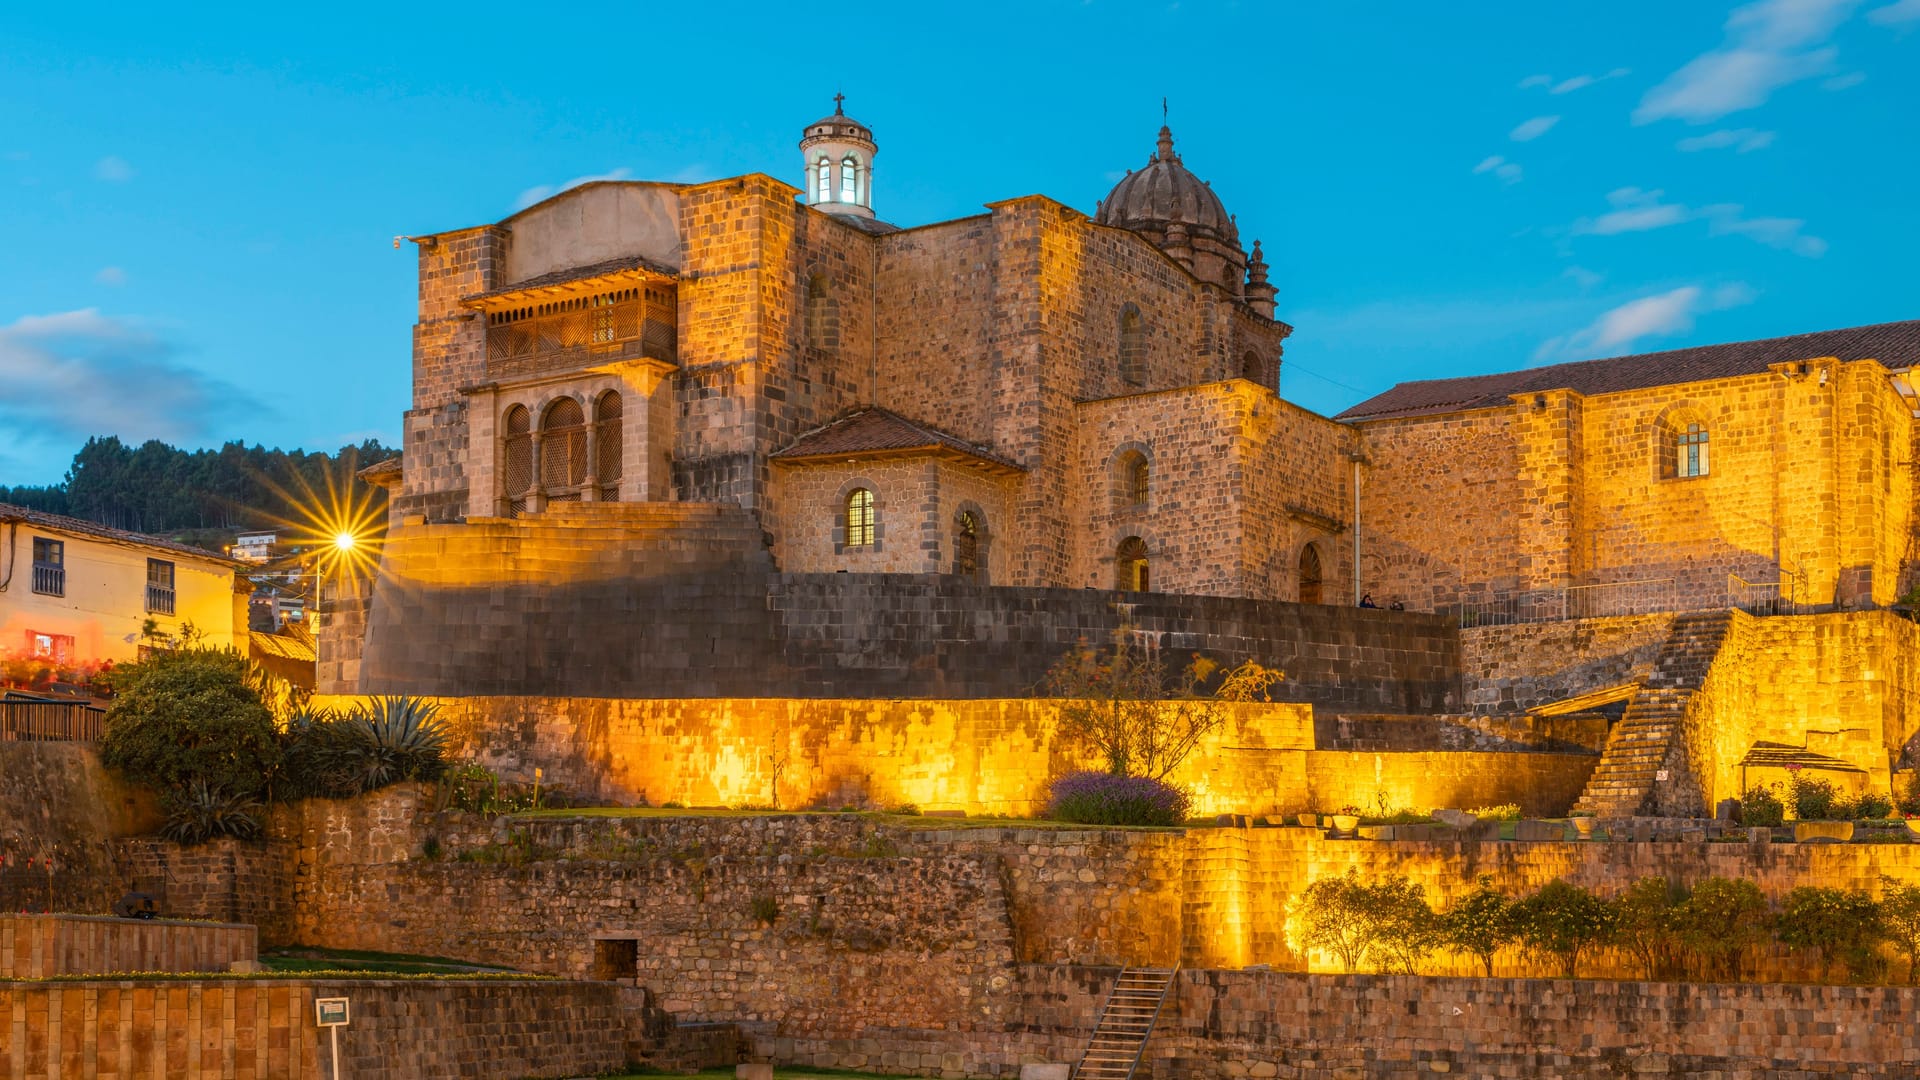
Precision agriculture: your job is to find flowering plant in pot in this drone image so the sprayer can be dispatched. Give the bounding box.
[1331,804,1361,835]
[1568,810,1596,838]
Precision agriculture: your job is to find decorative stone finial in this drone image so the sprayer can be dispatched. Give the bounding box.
[1156,126,1176,163]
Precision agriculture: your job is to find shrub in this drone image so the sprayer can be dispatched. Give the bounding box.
[1675,877,1770,980]
[1613,877,1686,981]
[1738,785,1785,828]
[1439,875,1516,978]
[1044,770,1191,826]
[100,647,280,802]
[1789,772,1845,821]
[160,781,264,846]
[1776,886,1885,982]
[1512,879,1615,978]
[1879,875,1920,985]
[1362,877,1440,975]
[1467,803,1522,822]
[1898,771,1920,818]
[1853,791,1894,820]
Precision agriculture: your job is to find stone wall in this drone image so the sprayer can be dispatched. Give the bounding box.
[0,977,631,1079]
[0,914,253,978]
[0,742,158,915]
[1459,613,1673,713]
[114,837,293,942]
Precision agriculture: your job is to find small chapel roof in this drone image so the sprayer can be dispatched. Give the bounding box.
[1337,318,1920,422]
[770,407,1024,474]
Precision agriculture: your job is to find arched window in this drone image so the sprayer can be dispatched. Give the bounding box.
[1298,544,1324,605]
[594,390,623,501]
[541,397,587,499]
[954,509,986,582]
[1677,423,1709,478]
[1116,536,1150,592]
[841,156,858,202]
[1113,449,1149,510]
[502,404,532,516]
[1119,304,1146,386]
[1241,350,1263,384]
[816,157,832,202]
[845,488,875,547]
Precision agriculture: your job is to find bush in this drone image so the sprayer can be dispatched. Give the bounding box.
[1776,886,1885,982]
[100,648,280,802]
[1467,803,1522,822]
[276,697,450,800]
[1879,875,1920,985]
[1296,869,1374,973]
[1737,785,1785,828]
[1439,875,1516,978]
[1898,771,1920,817]
[1512,879,1615,978]
[1044,770,1191,826]
[1853,791,1894,820]
[1675,877,1770,980]
[1612,877,1685,980]
[1789,772,1846,821]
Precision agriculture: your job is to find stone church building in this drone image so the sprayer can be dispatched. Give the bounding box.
[338,99,1920,699]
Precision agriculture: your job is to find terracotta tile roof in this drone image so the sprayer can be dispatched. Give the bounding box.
[357,456,402,486]
[0,503,241,566]
[770,408,1024,472]
[1337,319,1920,421]
[463,255,677,305]
[249,629,316,663]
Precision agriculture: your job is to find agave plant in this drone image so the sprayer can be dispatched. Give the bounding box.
[339,696,450,792]
[161,781,264,845]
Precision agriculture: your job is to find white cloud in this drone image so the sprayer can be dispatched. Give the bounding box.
[93,155,133,182]
[1520,68,1631,95]
[1534,283,1756,360]
[1573,187,1690,236]
[1518,74,1553,89]
[1869,0,1920,23]
[1635,0,1857,123]
[1675,127,1777,152]
[1823,71,1867,88]
[1563,266,1605,290]
[94,266,127,286]
[511,167,633,211]
[1473,155,1524,184]
[1510,115,1561,141]
[0,310,251,455]
[1702,205,1829,255]
[1566,188,1827,255]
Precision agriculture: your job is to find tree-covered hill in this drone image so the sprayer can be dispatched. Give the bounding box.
[0,435,396,537]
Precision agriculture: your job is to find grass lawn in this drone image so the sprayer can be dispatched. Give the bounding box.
[259,946,520,976]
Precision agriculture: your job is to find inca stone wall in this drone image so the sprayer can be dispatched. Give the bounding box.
[0,742,158,915]
[0,914,254,978]
[1459,613,1674,713]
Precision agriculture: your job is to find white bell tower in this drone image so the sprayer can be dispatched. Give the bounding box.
[799,94,877,219]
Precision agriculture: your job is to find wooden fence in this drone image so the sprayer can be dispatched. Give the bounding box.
[0,701,106,742]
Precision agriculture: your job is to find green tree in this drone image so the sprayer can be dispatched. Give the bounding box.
[1878,876,1920,986]
[1613,877,1686,981]
[1512,879,1615,978]
[1672,877,1770,980]
[1440,875,1516,977]
[1043,625,1280,780]
[1364,876,1441,975]
[1777,886,1886,983]
[1296,870,1375,973]
[99,648,281,804]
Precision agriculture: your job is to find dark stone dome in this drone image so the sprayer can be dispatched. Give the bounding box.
[1095,126,1237,243]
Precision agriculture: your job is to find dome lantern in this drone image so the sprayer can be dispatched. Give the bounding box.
[799,94,877,220]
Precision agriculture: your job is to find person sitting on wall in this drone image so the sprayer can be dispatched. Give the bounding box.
[1359,593,1378,608]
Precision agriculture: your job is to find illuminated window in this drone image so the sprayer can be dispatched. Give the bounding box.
[841,156,858,202]
[588,292,617,344]
[27,630,74,665]
[1677,424,1710,478]
[954,510,985,581]
[1298,544,1323,605]
[817,157,832,202]
[1119,304,1145,386]
[30,537,63,596]
[1115,536,1149,592]
[845,488,875,547]
[146,559,175,615]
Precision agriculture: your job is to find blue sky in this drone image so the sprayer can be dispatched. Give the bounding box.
[2,0,1916,484]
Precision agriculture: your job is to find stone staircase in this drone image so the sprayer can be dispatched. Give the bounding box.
[1570,611,1735,817]
[1073,968,1177,1080]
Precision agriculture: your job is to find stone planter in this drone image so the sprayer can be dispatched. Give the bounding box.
[1296,813,1319,828]
[1571,816,1596,839]
[1357,825,1394,840]
[1332,814,1359,835]
[1905,818,1920,839]
[1793,820,1855,844]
